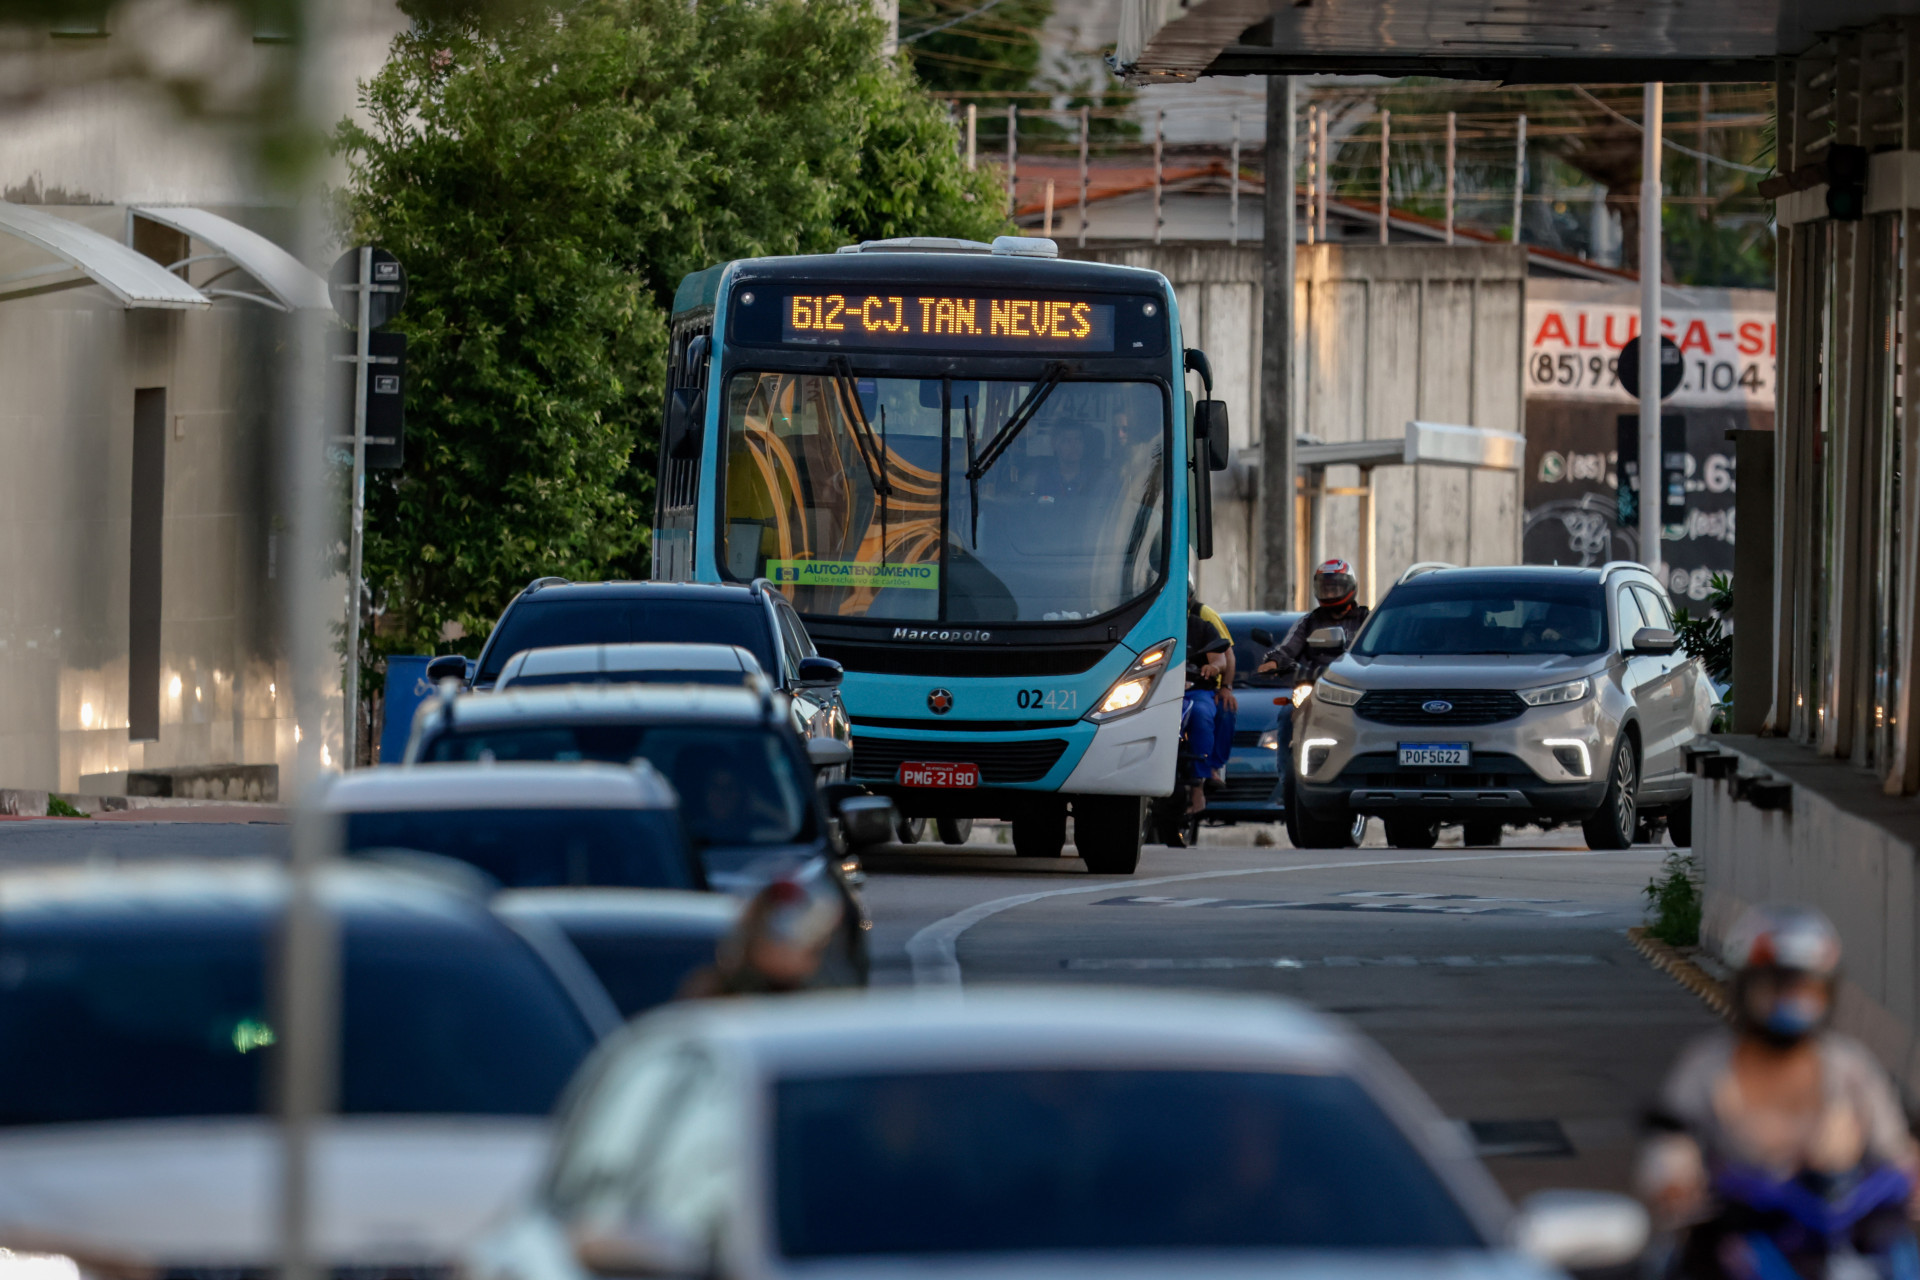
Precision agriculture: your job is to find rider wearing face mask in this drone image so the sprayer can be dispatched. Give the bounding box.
[1637,904,1920,1273]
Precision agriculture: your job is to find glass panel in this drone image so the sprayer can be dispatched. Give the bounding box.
[343,807,696,890]
[722,374,1167,623]
[1355,583,1607,657]
[1869,214,1904,769]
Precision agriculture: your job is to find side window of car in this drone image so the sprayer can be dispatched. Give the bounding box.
[1632,585,1674,630]
[775,607,806,676]
[544,1042,692,1220]
[625,1049,737,1243]
[1614,587,1648,652]
[779,599,816,657]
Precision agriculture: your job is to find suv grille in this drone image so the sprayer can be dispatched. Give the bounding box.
[1353,689,1528,726]
[1231,729,1266,747]
[1215,773,1281,805]
[854,737,1069,784]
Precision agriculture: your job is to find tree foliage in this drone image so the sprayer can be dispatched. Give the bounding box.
[335,0,1007,661]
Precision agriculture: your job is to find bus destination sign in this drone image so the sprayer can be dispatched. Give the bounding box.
[775,292,1117,353]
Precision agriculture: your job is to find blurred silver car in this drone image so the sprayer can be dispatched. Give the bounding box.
[1291,563,1712,851]
[468,987,1644,1280]
[0,861,615,1276]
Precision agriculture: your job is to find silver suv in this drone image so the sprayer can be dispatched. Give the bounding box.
[1290,563,1712,851]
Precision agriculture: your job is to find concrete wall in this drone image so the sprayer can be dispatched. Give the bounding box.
[0,206,295,791]
[1075,242,1526,610]
[1697,738,1920,1098]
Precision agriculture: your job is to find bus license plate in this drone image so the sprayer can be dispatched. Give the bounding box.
[1398,743,1470,768]
[899,761,980,788]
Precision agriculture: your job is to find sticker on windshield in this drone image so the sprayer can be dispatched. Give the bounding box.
[768,560,939,590]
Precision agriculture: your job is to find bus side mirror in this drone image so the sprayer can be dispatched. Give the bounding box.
[1195,400,1230,472]
[664,387,704,461]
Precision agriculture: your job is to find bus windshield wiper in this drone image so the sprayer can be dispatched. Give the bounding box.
[828,357,893,502]
[966,363,1066,483]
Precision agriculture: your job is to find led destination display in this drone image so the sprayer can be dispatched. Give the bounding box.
[741,288,1134,353]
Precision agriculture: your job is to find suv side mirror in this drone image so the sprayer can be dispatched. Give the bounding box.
[1631,626,1681,656]
[1510,1190,1648,1270]
[1194,400,1231,471]
[425,654,470,685]
[1306,626,1347,653]
[796,655,844,688]
[838,794,897,847]
[1250,627,1275,647]
[806,737,853,769]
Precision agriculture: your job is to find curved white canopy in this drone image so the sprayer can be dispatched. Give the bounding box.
[130,206,331,312]
[0,202,207,309]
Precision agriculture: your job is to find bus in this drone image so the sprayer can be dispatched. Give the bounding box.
[653,235,1231,874]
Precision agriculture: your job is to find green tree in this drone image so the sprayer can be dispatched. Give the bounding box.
[335,0,1006,661]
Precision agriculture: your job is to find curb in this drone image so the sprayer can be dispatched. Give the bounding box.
[1627,925,1730,1019]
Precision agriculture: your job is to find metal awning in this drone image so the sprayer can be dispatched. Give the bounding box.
[129,206,331,312]
[1113,0,1906,83]
[0,202,208,309]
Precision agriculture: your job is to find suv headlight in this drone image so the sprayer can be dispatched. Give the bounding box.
[1312,678,1363,707]
[1519,677,1591,707]
[1086,638,1176,723]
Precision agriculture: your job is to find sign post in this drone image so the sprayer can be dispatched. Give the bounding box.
[328,248,406,769]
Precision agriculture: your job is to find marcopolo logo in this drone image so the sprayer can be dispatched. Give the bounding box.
[892,628,993,643]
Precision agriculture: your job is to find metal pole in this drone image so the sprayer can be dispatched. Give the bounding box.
[1260,75,1297,610]
[1316,104,1328,243]
[1639,82,1664,575]
[343,246,370,769]
[1697,83,1710,218]
[1231,110,1242,246]
[1043,179,1055,238]
[1153,108,1164,245]
[1302,104,1314,246]
[1445,111,1457,245]
[1006,103,1017,215]
[966,103,976,170]
[1078,104,1090,248]
[1512,113,1527,246]
[1378,108,1390,245]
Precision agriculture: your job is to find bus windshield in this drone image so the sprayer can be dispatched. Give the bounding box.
[722,374,1166,623]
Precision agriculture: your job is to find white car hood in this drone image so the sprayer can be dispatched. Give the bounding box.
[0,1116,549,1267]
[1332,652,1599,691]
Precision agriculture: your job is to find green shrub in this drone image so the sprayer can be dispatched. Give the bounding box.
[45,795,85,818]
[1644,849,1702,946]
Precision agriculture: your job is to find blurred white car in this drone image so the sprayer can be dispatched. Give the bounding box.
[0,860,617,1276]
[469,987,1646,1280]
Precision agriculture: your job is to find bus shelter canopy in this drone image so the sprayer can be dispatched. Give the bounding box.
[0,202,208,309]
[129,206,331,312]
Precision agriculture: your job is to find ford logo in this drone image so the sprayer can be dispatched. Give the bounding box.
[1423,700,1453,715]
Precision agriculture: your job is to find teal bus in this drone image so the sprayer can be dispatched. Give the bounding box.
[653,235,1231,873]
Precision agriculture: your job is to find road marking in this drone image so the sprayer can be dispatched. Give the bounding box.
[904,848,1632,987]
[1064,954,1606,971]
[1091,894,1600,918]
[1337,891,1572,904]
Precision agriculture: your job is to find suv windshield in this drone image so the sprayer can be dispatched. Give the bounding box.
[420,725,811,848]
[343,807,695,889]
[0,913,596,1125]
[1357,582,1607,657]
[722,374,1166,623]
[774,1069,1481,1257]
[477,598,775,683]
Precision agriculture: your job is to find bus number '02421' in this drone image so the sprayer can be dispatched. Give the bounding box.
[1017,689,1077,711]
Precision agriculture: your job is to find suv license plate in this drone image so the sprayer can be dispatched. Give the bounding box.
[898,761,980,788]
[1399,743,1470,767]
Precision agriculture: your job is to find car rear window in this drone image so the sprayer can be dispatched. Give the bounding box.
[501,669,753,691]
[1357,582,1607,657]
[773,1068,1483,1257]
[0,913,597,1125]
[343,807,697,890]
[419,726,812,848]
[476,599,775,683]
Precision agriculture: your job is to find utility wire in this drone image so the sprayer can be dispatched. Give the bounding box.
[900,0,1016,44]
[1572,85,1771,175]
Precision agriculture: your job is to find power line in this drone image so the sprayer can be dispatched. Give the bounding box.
[901,0,1016,44]
[1572,85,1771,175]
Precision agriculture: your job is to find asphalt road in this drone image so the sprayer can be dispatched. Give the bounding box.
[860,822,1718,1201]
[0,810,1716,1202]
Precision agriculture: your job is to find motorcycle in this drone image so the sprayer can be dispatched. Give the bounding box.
[1677,1163,1920,1280]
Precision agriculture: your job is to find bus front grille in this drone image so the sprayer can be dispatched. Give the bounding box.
[853,737,1071,784]
[816,641,1111,677]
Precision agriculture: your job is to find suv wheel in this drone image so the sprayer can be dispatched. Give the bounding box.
[1461,819,1503,848]
[1072,797,1143,875]
[1582,737,1640,850]
[1013,805,1068,858]
[1384,817,1440,849]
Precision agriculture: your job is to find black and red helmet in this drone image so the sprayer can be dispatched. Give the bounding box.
[1313,559,1357,608]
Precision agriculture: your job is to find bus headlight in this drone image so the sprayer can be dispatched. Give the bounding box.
[1087,639,1176,724]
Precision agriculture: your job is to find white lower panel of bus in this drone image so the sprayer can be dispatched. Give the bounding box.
[1059,683,1181,795]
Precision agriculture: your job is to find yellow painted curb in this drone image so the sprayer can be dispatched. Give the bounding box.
[1628,925,1731,1019]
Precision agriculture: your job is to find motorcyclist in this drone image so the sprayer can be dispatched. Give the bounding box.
[1258,558,1369,685]
[1637,903,1920,1278]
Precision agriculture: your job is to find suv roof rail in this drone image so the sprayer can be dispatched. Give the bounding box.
[1397,561,1457,584]
[1598,561,1650,581]
[749,577,771,598]
[524,576,569,595]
